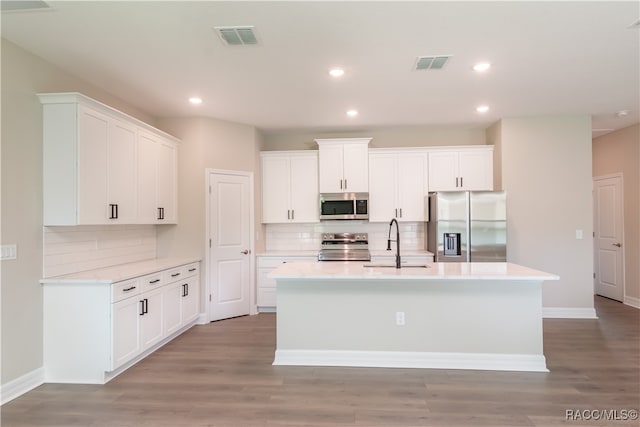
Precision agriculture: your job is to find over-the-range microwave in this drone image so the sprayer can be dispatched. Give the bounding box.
[319,193,368,220]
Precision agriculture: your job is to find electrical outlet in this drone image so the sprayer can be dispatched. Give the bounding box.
[396,311,405,326]
[1,244,17,261]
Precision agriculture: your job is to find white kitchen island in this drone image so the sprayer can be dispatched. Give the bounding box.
[269,261,559,372]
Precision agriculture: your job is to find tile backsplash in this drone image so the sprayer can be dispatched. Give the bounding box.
[265,221,427,252]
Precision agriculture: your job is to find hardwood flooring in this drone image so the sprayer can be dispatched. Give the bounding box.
[2,296,638,427]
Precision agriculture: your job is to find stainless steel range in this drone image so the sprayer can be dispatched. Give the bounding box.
[318,232,371,261]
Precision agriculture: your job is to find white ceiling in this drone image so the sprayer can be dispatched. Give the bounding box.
[2,1,639,137]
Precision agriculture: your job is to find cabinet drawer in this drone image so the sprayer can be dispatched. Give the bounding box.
[112,279,141,303]
[163,266,185,283]
[140,272,165,292]
[183,263,199,278]
[257,256,317,268]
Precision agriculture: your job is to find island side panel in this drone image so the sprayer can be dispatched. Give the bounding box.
[276,278,544,360]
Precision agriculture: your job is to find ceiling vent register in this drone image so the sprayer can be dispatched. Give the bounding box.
[215,26,258,46]
[415,55,451,70]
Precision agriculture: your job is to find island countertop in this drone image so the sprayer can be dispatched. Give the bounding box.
[269,261,559,281]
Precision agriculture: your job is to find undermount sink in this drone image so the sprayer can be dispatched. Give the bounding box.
[362,263,430,268]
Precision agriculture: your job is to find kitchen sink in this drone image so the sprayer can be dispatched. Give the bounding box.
[362,263,430,268]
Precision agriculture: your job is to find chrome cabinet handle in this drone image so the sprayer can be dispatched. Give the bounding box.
[340,179,343,189]
[291,209,294,220]
[460,177,463,187]
[344,179,347,189]
[399,208,403,218]
[612,243,622,247]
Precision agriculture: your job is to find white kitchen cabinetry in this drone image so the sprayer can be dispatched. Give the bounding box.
[137,130,178,224]
[39,92,179,225]
[261,151,319,223]
[42,260,200,384]
[369,149,429,222]
[316,138,371,193]
[428,146,494,191]
[256,254,318,311]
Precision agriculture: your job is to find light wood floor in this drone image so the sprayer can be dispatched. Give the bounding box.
[2,296,638,427]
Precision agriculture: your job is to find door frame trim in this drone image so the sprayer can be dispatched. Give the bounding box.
[204,168,256,322]
[593,173,625,301]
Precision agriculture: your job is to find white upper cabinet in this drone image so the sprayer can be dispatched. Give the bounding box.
[316,138,370,193]
[39,92,179,225]
[428,146,494,191]
[369,149,428,222]
[137,130,178,224]
[261,151,319,223]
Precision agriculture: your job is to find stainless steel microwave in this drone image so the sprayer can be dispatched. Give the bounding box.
[319,193,369,220]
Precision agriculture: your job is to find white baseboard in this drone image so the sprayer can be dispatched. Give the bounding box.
[273,350,548,372]
[624,296,640,309]
[196,312,208,325]
[542,307,598,319]
[257,306,276,313]
[1,367,44,405]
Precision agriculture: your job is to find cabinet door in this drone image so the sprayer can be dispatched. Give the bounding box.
[111,296,142,370]
[368,154,397,222]
[163,282,183,336]
[108,118,138,223]
[318,144,344,193]
[428,151,459,191]
[261,155,291,223]
[181,278,200,326]
[342,143,369,192]
[289,154,319,223]
[397,154,427,221]
[140,288,164,350]
[77,106,109,224]
[156,140,177,223]
[137,132,158,223]
[459,150,493,191]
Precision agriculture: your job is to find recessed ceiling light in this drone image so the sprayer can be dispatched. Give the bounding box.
[346,109,358,117]
[329,68,345,77]
[476,105,490,113]
[189,97,203,105]
[616,109,629,117]
[473,62,491,72]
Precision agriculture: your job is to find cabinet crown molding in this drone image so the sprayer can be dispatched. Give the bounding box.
[37,92,180,143]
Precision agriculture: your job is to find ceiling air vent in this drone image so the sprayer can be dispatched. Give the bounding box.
[415,55,451,70]
[214,26,258,46]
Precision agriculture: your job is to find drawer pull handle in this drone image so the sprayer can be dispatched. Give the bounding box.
[149,279,161,284]
[171,273,181,277]
[123,286,136,292]
[188,268,197,272]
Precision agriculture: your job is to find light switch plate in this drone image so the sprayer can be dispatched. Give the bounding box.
[575,229,584,240]
[1,244,17,260]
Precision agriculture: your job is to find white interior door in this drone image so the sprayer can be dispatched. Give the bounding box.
[208,171,253,321]
[593,174,624,302]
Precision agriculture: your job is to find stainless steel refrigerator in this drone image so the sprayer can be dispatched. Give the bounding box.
[427,191,507,262]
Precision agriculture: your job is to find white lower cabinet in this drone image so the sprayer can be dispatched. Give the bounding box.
[257,255,317,311]
[43,260,200,384]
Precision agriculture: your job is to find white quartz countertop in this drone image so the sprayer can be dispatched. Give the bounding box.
[40,257,201,284]
[269,261,559,281]
[256,250,433,258]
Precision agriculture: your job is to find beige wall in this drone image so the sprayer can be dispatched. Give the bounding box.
[154,117,262,309]
[0,39,159,384]
[592,124,640,301]
[485,121,503,190]
[500,116,594,310]
[262,126,487,150]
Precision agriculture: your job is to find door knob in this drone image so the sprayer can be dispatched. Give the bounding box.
[241,249,251,255]
[612,243,622,248]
